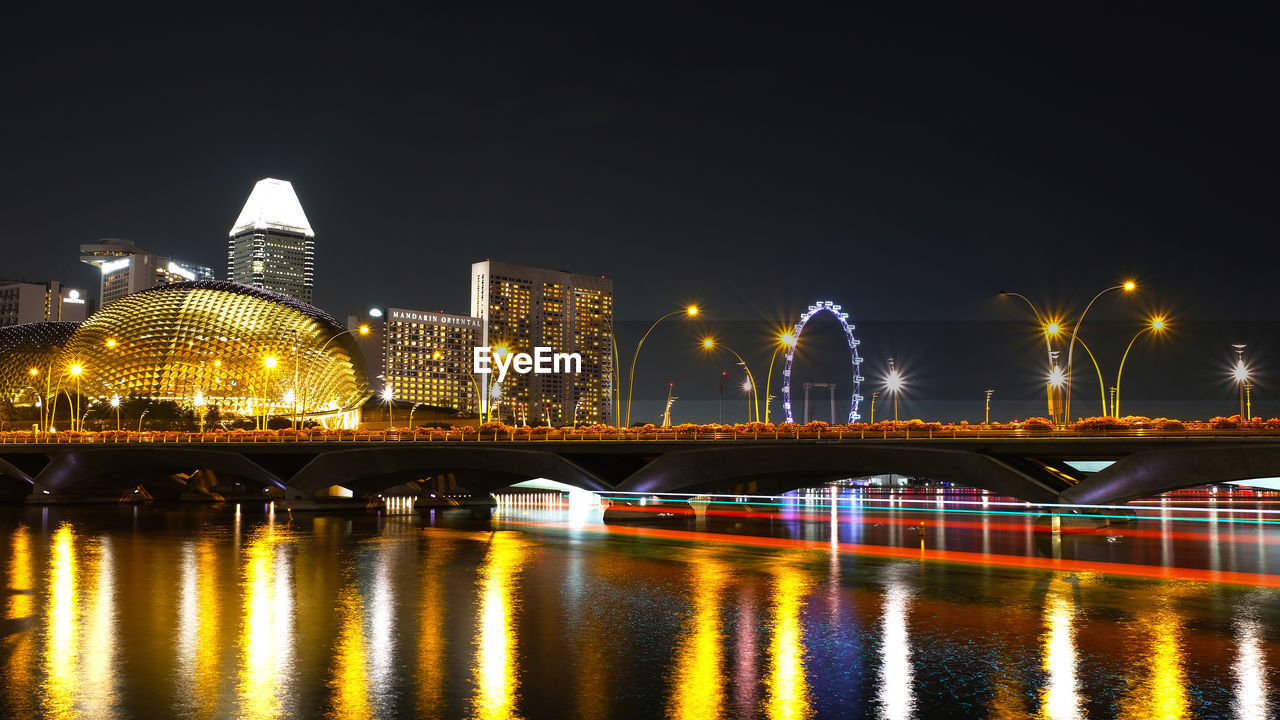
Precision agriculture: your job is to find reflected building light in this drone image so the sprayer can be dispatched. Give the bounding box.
[471,533,529,720]
[7,525,32,620]
[876,573,915,720]
[668,554,727,720]
[417,543,454,718]
[330,577,372,719]
[239,527,295,720]
[82,536,118,717]
[734,586,760,719]
[1119,600,1189,719]
[4,525,35,717]
[1232,611,1270,720]
[369,543,395,710]
[1039,581,1083,720]
[764,563,814,720]
[43,524,78,719]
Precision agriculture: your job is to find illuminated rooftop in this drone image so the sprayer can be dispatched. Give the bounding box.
[229,178,314,238]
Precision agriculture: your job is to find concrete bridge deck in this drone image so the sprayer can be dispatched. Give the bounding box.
[3,431,1280,506]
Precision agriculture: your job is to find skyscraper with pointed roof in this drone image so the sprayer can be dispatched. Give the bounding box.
[227,178,315,303]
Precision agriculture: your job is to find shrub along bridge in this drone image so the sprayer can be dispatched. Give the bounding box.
[4,429,1280,507]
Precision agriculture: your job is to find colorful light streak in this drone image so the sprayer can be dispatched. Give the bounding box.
[596,492,1280,525]
[499,519,1280,588]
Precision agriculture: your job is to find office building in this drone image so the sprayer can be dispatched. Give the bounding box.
[0,280,88,327]
[80,238,215,306]
[470,260,613,425]
[349,307,482,415]
[227,178,315,303]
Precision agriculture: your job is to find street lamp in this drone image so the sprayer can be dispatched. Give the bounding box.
[763,330,798,424]
[700,337,758,422]
[884,363,904,424]
[260,355,278,430]
[110,393,121,432]
[1113,316,1167,418]
[299,324,370,425]
[1063,281,1137,421]
[625,305,700,427]
[985,388,994,425]
[1232,344,1250,420]
[382,385,394,427]
[741,378,753,423]
[409,402,426,429]
[68,364,83,432]
[870,390,879,423]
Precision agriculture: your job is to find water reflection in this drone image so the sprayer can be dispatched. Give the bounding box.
[238,525,295,720]
[471,531,530,720]
[329,571,373,719]
[80,536,117,717]
[4,525,35,718]
[876,570,914,720]
[1119,597,1189,719]
[763,560,814,720]
[43,523,78,720]
[417,538,455,719]
[1037,576,1082,720]
[667,552,727,720]
[174,538,224,720]
[1232,606,1271,720]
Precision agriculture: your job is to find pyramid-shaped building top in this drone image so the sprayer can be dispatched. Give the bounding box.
[229,178,314,237]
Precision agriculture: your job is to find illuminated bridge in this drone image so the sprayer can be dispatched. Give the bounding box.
[4,434,1280,507]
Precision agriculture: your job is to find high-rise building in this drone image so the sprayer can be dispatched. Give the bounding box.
[227,178,315,303]
[349,308,483,414]
[470,260,613,426]
[79,238,215,306]
[0,280,88,326]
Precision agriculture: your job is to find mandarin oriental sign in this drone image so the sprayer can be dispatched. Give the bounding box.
[388,309,482,328]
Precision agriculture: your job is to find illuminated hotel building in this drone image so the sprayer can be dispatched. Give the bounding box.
[349,308,482,413]
[80,238,215,306]
[227,178,315,303]
[470,260,613,425]
[0,280,88,326]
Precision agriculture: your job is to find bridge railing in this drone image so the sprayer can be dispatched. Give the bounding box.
[7,427,1280,444]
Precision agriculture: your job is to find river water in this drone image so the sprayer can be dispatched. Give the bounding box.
[1,490,1278,719]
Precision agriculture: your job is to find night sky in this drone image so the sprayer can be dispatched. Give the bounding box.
[2,7,1276,422]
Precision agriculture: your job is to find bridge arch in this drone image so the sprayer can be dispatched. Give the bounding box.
[782,301,864,424]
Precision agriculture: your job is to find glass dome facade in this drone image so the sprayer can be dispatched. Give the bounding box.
[50,281,370,421]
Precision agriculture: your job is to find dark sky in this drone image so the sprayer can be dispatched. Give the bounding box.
[2,6,1276,421]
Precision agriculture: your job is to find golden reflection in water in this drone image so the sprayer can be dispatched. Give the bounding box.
[80,537,117,717]
[1119,598,1189,720]
[8,525,32,619]
[1232,609,1270,720]
[329,574,372,720]
[177,539,223,719]
[762,561,815,720]
[417,540,456,719]
[43,523,78,720]
[1037,578,1082,720]
[4,525,35,718]
[667,554,728,720]
[238,526,294,720]
[876,573,914,720]
[471,532,530,720]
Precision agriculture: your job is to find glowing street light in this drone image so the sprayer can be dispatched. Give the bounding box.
[884,359,904,424]
[701,337,759,422]
[195,390,207,433]
[764,330,799,424]
[1064,280,1138,421]
[624,305,701,427]
[1232,344,1251,420]
[382,385,394,426]
[299,324,370,423]
[1113,316,1168,418]
[110,393,121,432]
[68,364,83,432]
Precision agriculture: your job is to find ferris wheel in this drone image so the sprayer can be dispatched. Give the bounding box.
[780,301,864,423]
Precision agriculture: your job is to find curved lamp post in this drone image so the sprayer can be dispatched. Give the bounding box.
[1113,317,1166,418]
[701,337,758,422]
[763,331,798,424]
[1064,281,1136,421]
[624,305,699,428]
[299,324,370,426]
